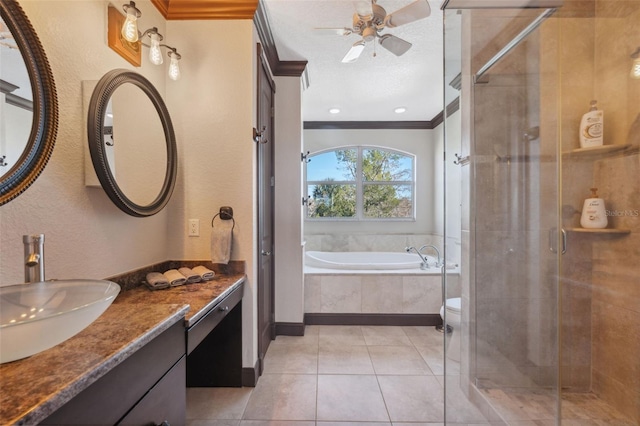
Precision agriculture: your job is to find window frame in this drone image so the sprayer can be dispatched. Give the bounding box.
[305,145,416,222]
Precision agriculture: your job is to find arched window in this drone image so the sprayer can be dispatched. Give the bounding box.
[305,146,415,220]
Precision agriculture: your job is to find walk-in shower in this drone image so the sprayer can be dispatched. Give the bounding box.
[443,0,640,424]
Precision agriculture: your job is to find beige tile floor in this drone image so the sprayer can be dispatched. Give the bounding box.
[186,325,634,426]
[186,325,487,426]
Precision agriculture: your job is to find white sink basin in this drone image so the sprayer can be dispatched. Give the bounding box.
[0,279,120,364]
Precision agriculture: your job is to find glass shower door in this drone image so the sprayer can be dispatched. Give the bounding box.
[443,3,562,424]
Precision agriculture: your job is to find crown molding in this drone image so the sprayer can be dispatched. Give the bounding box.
[150,0,259,20]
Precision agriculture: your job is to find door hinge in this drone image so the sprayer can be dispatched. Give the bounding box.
[301,151,311,163]
[302,196,310,206]
[271,107,274,117]
[271,176,275,187]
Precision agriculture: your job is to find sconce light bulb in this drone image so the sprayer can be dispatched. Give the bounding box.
[631,57,640,80]
[168,54,181,81]
[149,33,163,65]
[121,9,139,42]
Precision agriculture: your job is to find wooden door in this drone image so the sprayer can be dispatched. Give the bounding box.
[256,44,275,374]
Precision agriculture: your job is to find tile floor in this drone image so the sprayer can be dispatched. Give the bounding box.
[186,325,635,426]
[186,325,487,426]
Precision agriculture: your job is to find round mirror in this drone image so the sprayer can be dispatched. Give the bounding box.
[0,0,58,206]
[88,69,176,217]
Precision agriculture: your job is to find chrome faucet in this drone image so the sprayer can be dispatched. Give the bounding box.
[23,234,45,283]
[405,246,429,269]
[419,244,442,268]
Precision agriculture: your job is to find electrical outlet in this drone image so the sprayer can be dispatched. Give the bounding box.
[188,219,200,237]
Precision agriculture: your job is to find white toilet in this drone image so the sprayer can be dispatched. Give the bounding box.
[439,297,461,362]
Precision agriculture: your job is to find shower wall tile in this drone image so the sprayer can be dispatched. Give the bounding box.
[319,276,362,313]
[362,276,403,313]
[592,299,640,413]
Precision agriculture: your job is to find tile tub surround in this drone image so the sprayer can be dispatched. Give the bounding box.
[304,272,458,315]
[0,263,246,425]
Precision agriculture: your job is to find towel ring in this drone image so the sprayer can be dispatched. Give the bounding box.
[211,207,235,231]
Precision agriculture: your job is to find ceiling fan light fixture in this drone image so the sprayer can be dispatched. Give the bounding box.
[394,107,407,114]
[329,108,341,114]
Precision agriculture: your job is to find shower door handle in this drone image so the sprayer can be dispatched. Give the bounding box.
[549,228,567,255]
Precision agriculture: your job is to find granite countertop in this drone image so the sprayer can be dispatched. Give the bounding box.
[114,272,246,327]
[0,262,246,426]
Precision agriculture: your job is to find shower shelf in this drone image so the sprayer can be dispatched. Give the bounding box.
[563,144,631,157]
[565,228,631,234]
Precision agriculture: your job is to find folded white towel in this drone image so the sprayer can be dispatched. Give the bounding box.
[164,269,187,287]
[178,267,201,283]
[192,265,215,281]
[211,219,233,264]
[145,272,170,290]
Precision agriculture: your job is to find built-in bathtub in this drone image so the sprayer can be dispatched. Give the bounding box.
[304,250,459,325]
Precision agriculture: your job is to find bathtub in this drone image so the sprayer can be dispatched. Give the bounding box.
[304,250,459,322]
[305,250,435,271]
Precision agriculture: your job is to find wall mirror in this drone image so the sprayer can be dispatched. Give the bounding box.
[0,0,58,206]
[88,69,177,217]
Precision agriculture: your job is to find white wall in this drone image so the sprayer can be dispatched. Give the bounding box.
[0,0,170,285]
[273,76,304,324]
[304,128,438,235]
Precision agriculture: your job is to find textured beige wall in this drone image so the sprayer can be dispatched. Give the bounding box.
[165,19,258,368]
[0,0,171,284]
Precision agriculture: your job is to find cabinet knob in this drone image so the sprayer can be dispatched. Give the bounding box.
[157,421,170,426]
[219,305,229,312]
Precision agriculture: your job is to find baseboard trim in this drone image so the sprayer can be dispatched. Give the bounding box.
[241,360,260,387]
[304,313,442,326]
[275,322,305,336]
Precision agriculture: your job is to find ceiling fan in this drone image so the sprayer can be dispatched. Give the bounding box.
[318,0,431,63]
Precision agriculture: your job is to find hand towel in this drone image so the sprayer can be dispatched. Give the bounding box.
[145,272,170,290]
[211,219,233,264]
[164,269,187,287]
[192,265,215,281]
[178,267,201,283]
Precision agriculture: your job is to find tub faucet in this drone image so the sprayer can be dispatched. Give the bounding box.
[405,246,429,270]
[23,234,45,283]
[419,244,442,268]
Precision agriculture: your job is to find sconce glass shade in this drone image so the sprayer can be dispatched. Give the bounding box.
[121,3,140,43]
[168,53,181,81]
[149,33,163,65]
[631,57,640,80]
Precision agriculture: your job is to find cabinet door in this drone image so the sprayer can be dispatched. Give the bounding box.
[118,356,186,426]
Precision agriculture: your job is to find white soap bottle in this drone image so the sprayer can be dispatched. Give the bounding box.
[580,188,608,229]
[579,100,604,148]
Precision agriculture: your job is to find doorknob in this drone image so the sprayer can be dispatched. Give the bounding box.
[261,250,271,256]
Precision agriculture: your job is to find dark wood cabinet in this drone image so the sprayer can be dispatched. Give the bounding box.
[40,321,186,426]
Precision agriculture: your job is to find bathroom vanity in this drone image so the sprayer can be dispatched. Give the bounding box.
[0,267,246,425]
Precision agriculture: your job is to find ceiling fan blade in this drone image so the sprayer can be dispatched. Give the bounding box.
[313,27,353,36]
[378,34,412,56]
[384,0,431,28]
[341,40,366,63]
[353,0,373,18]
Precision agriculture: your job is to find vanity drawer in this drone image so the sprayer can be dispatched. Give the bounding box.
[118,356,186,426]
[186,282,243,354]
[41,320,185,425]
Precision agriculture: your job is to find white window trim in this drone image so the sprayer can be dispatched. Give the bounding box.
[305,145,416,221]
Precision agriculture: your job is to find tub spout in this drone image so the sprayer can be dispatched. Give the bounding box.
[405,246,429,269]
[419,245,442,268]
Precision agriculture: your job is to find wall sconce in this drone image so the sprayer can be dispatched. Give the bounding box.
[630,47,640,80]
[117,2,182,80]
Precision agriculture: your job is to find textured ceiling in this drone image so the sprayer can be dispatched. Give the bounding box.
[263,0,444,121]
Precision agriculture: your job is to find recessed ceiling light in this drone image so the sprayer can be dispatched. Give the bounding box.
[329,108,341,114]
[394,107,407,114]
